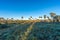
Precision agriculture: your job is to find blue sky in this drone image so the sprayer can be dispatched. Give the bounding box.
[0,0,60,19]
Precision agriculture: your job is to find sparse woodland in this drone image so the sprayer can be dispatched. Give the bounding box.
[0,12,60,24]
[0,13,60,40]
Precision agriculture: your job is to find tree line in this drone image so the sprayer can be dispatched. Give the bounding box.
[0,12,59,24]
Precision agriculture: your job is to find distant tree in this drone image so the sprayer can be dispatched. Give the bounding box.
[21,16,24,20]
[7,18,9,20]
[28,18,31,20]
[0,17,5,23]
[47,16,51,22]
[44,15,46,20]
[39,16,42,20]
[11,18,14,23]
[11,18,14,20]
[30,16,33,20]
[50,12,56,22]
[6,18,9,24]
[50,12,56,19]
[47,16,50,19]
[0,17,4,20]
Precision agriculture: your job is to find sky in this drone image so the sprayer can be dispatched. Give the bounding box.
[0,0,60,19]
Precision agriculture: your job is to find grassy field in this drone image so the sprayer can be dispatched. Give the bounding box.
[0,21,60,40]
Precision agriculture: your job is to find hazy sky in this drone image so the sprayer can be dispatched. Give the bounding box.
[0,0,60,19]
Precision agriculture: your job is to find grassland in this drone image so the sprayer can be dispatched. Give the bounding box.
[0,20,60,40]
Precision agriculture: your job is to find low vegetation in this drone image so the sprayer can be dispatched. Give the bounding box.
[0,21,60,40]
